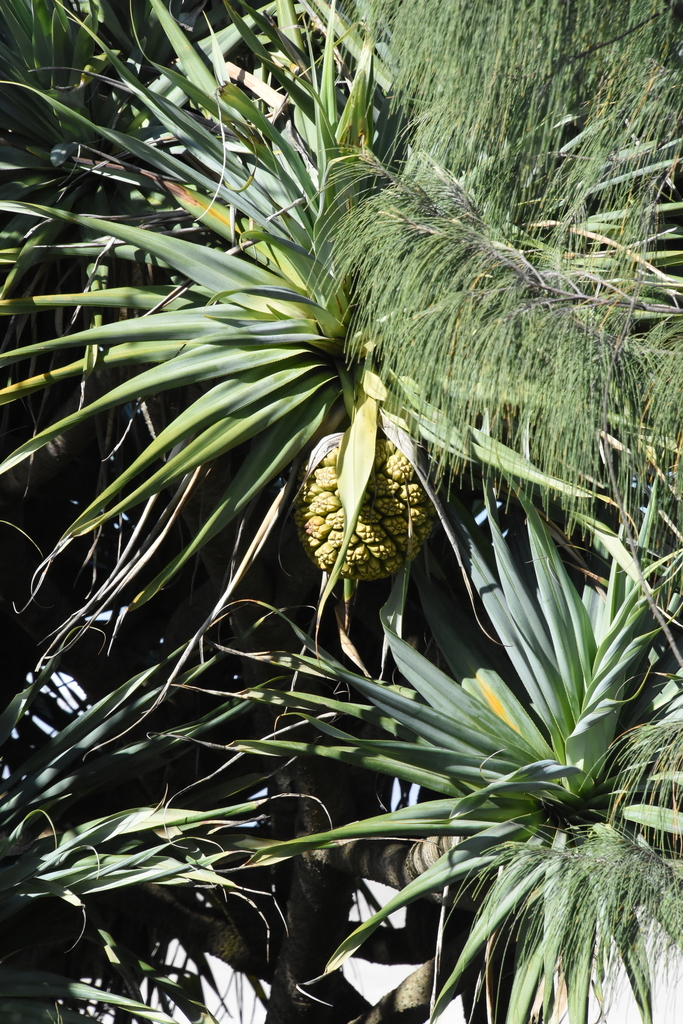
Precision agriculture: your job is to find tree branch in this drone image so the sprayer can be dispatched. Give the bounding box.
[348,958,434,1024]
[346,931,481,1024]
[315,838,480,912]
[96,882,277,980]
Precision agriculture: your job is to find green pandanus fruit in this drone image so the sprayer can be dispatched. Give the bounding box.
[295,439,434,580]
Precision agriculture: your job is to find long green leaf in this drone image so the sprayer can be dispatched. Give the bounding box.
[131,381,337,605]
[380,583,543,763]
[414,565,553,758]
[0,341,315,476]
[0,201,289,296]
[0,968,178,1022]
[319,386,378,613]
[65,363,331,536]
[326,822,540,972]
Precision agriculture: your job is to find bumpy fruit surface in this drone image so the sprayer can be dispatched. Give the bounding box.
[295,440,434,580]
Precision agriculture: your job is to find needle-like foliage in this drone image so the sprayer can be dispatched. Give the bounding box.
[338,0,683,527]
[460,826,683,1024]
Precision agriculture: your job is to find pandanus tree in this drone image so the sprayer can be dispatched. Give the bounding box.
[3,1,683,1022]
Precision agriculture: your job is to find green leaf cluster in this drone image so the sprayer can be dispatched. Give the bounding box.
[243,487,683,1021]
[0,650,265,1022]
